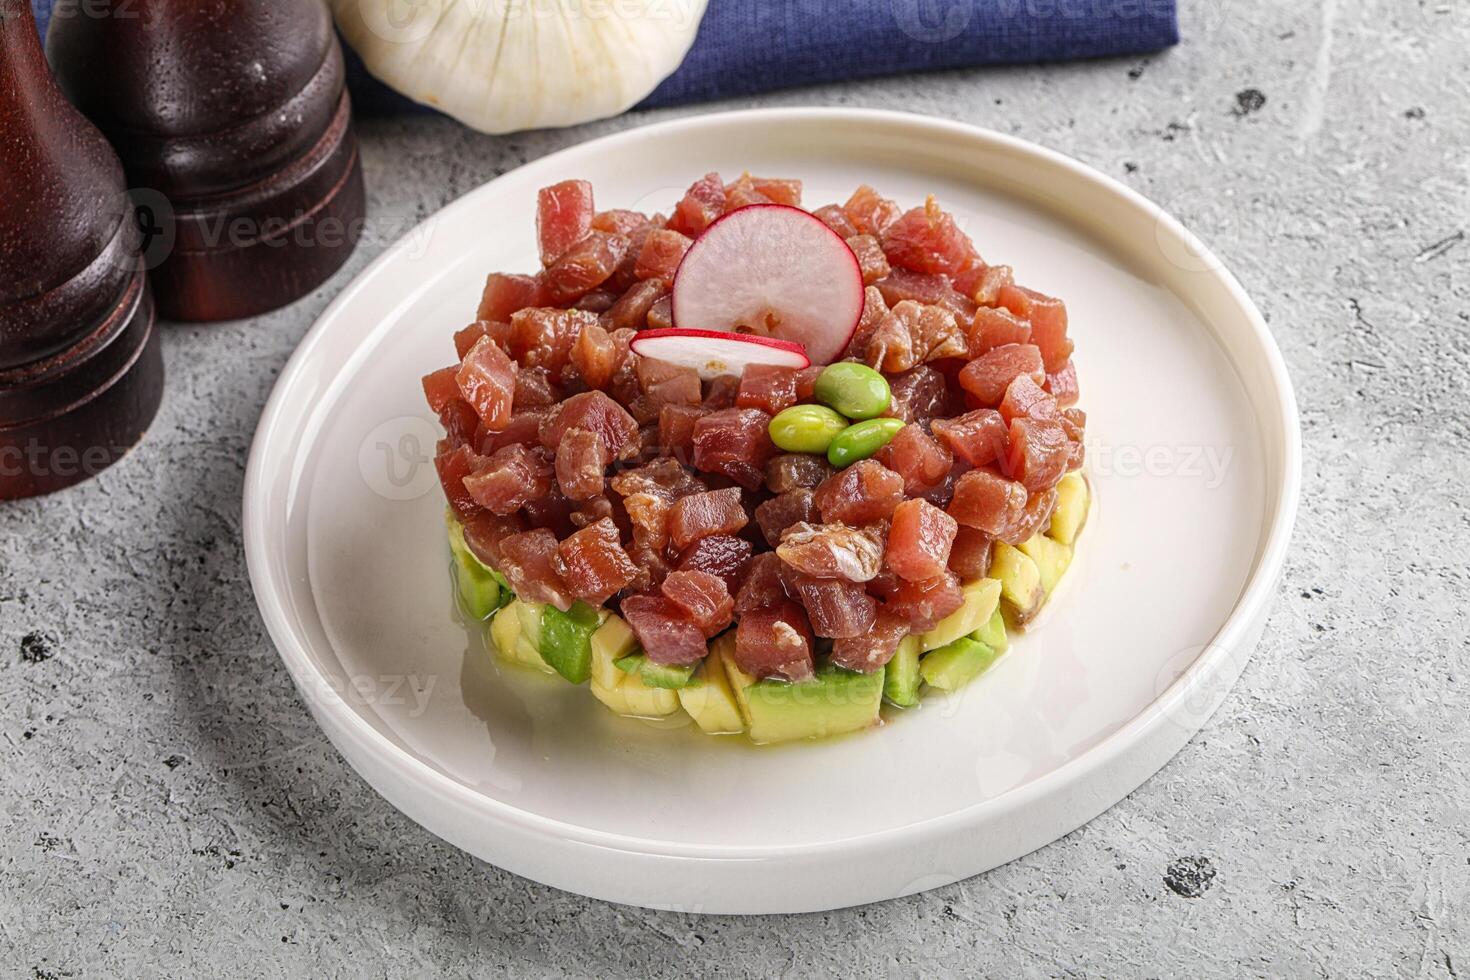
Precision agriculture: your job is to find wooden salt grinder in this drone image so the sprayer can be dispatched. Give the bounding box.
[45,0,368,322]
[0,0,162,500]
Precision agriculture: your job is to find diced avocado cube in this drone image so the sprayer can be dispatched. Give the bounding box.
[972,607,1009,655]
[1049,472,1090,546]
[493,600,555,673]
[590,673,681,718]
[590,614,638,689]
[447,517,507,620]
[920,636,1002,691]
[990,542,1045,623]
[920,578,1002,652]
[1018,533,1072,596]
[883,635,922,708]
[613,652,697,690]
[539,601,601,685]
[514,599,545,643]
[679,636,746,734]
[743,665,884,744]
[489,603,521,658]
[720,645,759,727]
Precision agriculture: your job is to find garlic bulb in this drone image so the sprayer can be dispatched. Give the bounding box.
[331,0,708,134]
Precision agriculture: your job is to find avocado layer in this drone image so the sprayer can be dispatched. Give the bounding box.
[920,636,1001,691]
[614,652,697,690]
[743,665,884,744]
[539,601,602,684]
[883,635,922,708]
[447,517,508,621]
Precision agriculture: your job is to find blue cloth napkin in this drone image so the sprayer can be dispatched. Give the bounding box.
[31,0,1177,115]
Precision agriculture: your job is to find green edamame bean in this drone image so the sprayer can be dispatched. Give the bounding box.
[814,363,892,420]
[827,418,905,468]
[769,405,850,454]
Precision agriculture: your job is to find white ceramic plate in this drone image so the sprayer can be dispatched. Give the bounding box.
[244,108,1299,914]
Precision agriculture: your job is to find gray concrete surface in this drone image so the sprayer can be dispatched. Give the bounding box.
[3,0,1468,975]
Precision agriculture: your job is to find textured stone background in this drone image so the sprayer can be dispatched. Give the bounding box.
[3,0,1467,975]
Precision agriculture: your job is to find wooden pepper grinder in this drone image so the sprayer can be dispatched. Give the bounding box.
[0,0,162,500]
[45,0,367,322]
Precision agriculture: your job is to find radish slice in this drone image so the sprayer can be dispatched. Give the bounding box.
[671,204,864,365]
[630,328,810,379]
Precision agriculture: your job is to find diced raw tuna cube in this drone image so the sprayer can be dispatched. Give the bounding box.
[437,398,481,449]
[999,374,1060,424]
[436,443,483,520]
[646,294,674,330]
[554,517,636,605]
[498,528,574,611]
[845,286,891,361]
[947,526,994,580]
[749,176,802,207]
[554,427,610,500]
[480,409,547,454]
[621,594,708,666]
[879,197,981,278]
[886,498,959,582]
[812,203,859,238]
[570,494,616,530]
[622,491,672,550]
[422,365,461,415]
[464,443,553,515]
[537,179,595,267]
[624,539,672,595]
[1007,487,1059,545]
[865,306,916,372]
[477,272,546,323]
[590,208,650,237]
[633,229,693,286]
[794,365,824,402]
[667,172,727,237]
[676,534,754,594]
[777,521,885,582]
[544,231,631,304]
[513,366,562,411]
[948,468,1029,536]
[736,364,799,415]
[574,289,619,313]
[873,268,977,320]
[735,552,787,614]
[692,408,775,490]
[454,320,513,360]
[1061,407,1086,470]
[846,234,892,285]
[830,612,909,672]
[999,285,1073,372]
[881,570,964,632]
[1003,418,1070,492]
[658,404,708,462]
[734,600,816,682]
[896,300,968,364]
[958,343,1046,405]
[843,184,902,236]
[780,567,878,639]
[700,374,740,411]
[953,264,1013,306]
[931,409,1008,467]
[755,489,818,548]
[539,390,639,458]
[876,424,952,495]
[630,355,702,419]
[814,459,905,526]
[460,509,526,569]
[456,336,518,431]
[610,456,707,501]
[966,306,1032,355]
[882,365,951,426]
[765,453,833,494]
[668,487,749,550]
[660,570,735,638]
[509,307,597,375]
[1045,359,1080,407]
[604,279,665,331]
[570,322,626,391]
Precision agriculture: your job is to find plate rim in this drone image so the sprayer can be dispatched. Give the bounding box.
[243,106,1301,862]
